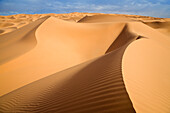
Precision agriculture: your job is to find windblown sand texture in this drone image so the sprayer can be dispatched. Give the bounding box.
[0,13,170,113]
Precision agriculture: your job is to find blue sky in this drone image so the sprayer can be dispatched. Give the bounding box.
[0,0,170,18]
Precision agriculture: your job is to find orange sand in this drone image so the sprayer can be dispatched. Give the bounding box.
[0,13,170,113]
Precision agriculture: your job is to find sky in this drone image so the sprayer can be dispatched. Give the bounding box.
[0,0,170,18]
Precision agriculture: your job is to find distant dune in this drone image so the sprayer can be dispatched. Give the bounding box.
[0,13,170,113]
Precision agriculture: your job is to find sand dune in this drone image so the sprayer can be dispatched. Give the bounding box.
[0,16,127,96]
[144,21,170,37]
[78,15,133,23]
[123,39,170,113]
[0,44,136,113]
[0,13,170,113]
[0,16,50,65]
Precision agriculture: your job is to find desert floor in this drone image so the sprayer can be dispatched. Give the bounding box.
[0,13,170,113]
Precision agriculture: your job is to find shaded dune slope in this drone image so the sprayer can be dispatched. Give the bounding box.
[106,25,138,53]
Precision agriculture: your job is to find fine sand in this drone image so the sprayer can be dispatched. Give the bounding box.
[0,13,170,113]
